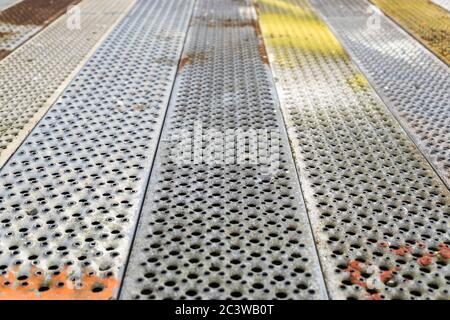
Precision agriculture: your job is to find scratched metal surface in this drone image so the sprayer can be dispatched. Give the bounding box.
[0,0,193,299]
[120,0,327,300]
[312,0,450,188]
[257,0,449,300]
[0,0,137,170]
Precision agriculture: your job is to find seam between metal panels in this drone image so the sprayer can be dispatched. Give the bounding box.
[121,0,327,300]
[0,0,136,171]
[252,0,329,300]
[0,0,194,299]
[116,0,197,299]
[310,0,450,191]
[0,0,137,172]
[310,0,450,189]
[256,0,449,300]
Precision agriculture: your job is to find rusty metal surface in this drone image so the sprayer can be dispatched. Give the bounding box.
[0,0,82,59]
[120,0,327,300]
[0,0,135,171]
[256,0,449,300]
[0,0,193,300]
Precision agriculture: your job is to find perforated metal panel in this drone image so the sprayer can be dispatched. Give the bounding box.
[120,0,327,300]
[311,0,450,188]
[0,0,81,59]
[257,0,449,300]
[0,0,135,170]
[0,0,193,299]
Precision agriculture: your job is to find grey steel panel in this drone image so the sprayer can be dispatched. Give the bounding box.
[0,0,193,299]
[120,0,327,300]
[0,0,135,170]
[257,0,449,300]
[312,0,450,187]
[433,0,450,11]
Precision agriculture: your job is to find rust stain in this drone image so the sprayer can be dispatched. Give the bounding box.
[438,243,450,259]
[380,267,399,283]
[0,49,10,59]
[418,253,434,266]
[0,0,82,26]
[390,245,412,257]
[0,266,118,300]
[345,260,367,288]
[178,54,192,70]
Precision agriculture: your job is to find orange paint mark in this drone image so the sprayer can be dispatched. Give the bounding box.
[380,267,399,283]
[345,260,367,288]
[438,243,450,259]
[370,292,382,300]
[0,266,117,300]
[418,253,433,266]
[391,245,411,256]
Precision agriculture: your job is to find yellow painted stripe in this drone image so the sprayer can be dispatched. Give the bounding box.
[370,0,450,65]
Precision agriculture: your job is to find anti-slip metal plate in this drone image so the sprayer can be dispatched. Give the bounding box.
[257,0,449,300]
[311,0,450,187]
[0,0,193,299]
[120,0,327,300]
[0,0,135,170]
[0,0,81,59]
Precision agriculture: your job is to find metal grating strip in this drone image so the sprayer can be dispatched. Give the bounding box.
[369,0,450,65]
[311,0,450,189]
[0,0,194,299]
[120,0,327,300]
[0,0,135,170]
[257,0,449,300]
[0,0,82,60]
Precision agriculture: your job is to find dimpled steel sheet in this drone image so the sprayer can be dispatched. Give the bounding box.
[0,0,135,170]
[120,0,327,300]
[256,0,449,300]
[0,0,194,299]
[311,0,450,188]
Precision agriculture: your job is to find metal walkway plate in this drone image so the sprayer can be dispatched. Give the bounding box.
[0,0,135,171]
[0,0,193,299]
[256,0,449,300]
[369,0,449,65]
[0,0,81,60]
[120,0,327,300]
[312,0,450,189]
